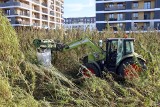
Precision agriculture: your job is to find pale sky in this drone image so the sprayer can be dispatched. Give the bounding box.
[64,0,95,18]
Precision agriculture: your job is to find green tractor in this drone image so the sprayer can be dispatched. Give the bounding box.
[33,37,147,78]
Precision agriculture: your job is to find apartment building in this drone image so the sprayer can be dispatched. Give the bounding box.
[64,17,96,31]
[0,0,64,29]
[96,0,160,31]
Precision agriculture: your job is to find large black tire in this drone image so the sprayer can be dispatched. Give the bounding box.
[117,58,147,78]
[82,63,101,77]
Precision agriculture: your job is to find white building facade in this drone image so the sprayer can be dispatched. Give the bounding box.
[0,0,64,29]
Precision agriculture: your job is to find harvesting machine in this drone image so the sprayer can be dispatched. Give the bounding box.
[33,37,147,78]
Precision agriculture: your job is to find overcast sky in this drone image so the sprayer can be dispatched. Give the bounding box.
[64,0,95,18]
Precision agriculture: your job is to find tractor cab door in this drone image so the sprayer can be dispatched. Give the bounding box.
[106,39,118,69]
[116,39,135,64]
[116,39,123,64]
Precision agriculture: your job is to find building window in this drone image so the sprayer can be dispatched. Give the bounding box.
[109,13,114,19]
[144,12,150,19]
[117,13,123,21]
[109,3,114,8]
[133,2,138,8]
[134,23,138,27]
[132,13,138,20]
[117,3,123,7]
[144,1,151,9]
[87,18,90,21]
[144,22,150,30]
[157,23,160,30]
[117,23,124,30]
[4,9,10,15]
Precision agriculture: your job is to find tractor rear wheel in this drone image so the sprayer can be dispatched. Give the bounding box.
[118,58,147,79]
[82,63,101,77]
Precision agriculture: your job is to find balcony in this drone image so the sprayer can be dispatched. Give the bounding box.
[105,6,125,11]
[4,12,10,16]
[41,2,47,7]
[50,11,54,15]
[42,17,48,20]
[61,9,64,13]
[15,21,30,25]
[117,18,125,21]
[56,15,61,18]
[132,17,151,20]
[33,7,39,11]
[42,10,48,14]
[61,5,64,9]
[32,0,40,4]
[131,26,154,31]
[42,25,48,28]
[0,2,29,8]
[14,11,30,17]
[33,23,40,26]
[50,19,54,21]
[3,10,11,15]
[14,12,30,17]
[132,17,138,20]
[0,0,10,3]
[144,16,151,20]
[32,15,39,19]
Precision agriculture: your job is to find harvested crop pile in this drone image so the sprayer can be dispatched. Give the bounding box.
[0,12,160,107]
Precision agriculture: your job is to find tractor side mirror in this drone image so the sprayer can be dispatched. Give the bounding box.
[99,40,103,47]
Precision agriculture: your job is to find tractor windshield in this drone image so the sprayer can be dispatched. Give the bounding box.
[125,40,134,55]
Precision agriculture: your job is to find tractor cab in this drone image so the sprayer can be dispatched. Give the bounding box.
[106,38,135,71]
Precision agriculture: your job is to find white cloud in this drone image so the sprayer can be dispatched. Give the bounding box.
[65,0,95,12]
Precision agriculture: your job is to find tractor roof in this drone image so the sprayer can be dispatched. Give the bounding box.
[107,38,135,41]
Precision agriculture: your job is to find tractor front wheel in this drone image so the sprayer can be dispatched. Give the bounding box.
[81,63,101,77]
[118,58,147,79]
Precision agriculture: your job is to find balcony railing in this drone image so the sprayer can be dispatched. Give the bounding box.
[105,6,125,11]
[132,17,151,20]
[42,17,48,20]
[108,18,117,21]
[117,18,125,21]
[15,21,30,25]
[33,23,40,26]
[33,7,39,11]
[32,15,39,19]
[32,0,40,4]
[14,12,30,17]
[42,25,48,28]
[144,17,151,20]
[3,12,10,16]
[56,15,61,18]
[42,10,48,14]
[50,19,54,21]
[131,26,154,31]
[132,17,138,20]
[0,2,30,8]
[132,6,153,10]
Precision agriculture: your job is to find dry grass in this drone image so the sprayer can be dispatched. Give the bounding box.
[0,12,160,107]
